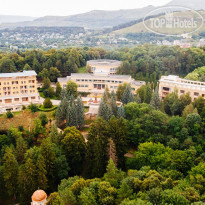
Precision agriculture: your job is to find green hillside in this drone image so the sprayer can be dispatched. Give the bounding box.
[113,10,205,36]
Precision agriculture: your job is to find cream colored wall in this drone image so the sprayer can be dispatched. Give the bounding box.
[0,75,39,106]
[159,81,205,101]
[59,78,142,94]
[0,76,37,97]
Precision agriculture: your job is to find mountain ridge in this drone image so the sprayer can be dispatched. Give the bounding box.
[0,0,205,29]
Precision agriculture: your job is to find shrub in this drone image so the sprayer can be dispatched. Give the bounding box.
[6,111,13,118]
[18,125,24,131]
[43,98,53,108]
[22,105,26,110]
[28,103,38,113]
[39,113,48,127]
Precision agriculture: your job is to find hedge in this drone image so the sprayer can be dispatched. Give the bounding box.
[38,105,58,112]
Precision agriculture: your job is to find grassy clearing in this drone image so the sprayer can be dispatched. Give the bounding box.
[78,66,86,73]
[0,109,55,131]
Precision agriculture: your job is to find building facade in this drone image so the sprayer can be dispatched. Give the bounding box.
[58,73,145,95]
[159,75,205,101]
[0,70,40,113]
[86,59,122,75]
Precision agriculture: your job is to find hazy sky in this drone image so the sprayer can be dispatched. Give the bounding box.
[0,0,171,17]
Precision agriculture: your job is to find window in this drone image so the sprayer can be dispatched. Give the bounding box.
[163,87,170,91]
[180,90,185,94]
[5,99,12,103]
[194,92,199,96]
[22,97,28,102]
[14,98,19,101]
[31,97,35,100]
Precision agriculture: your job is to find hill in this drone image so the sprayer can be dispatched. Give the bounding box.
[0,6,155,29]
[0,15,36,24]
[113,10,205,36]
[1,0,205,29]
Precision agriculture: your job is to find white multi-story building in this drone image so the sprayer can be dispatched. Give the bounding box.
[58,73,145,95]
[0,70,40,113]
[159,75,205,101]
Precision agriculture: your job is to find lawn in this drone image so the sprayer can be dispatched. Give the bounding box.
[78,66,87,73]
[0,109,55,131]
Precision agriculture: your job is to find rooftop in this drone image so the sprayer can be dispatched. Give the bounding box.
[70,73,131,80]
[87,59,121,66]
[159,75,205,87]
[0,70,37,78]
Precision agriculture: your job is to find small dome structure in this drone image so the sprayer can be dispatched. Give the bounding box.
[31,190,47,205]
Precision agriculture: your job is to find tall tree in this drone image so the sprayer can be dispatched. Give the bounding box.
[107,138,118,167]
[3,147,19,198]
[121,84,134,104]
[117,105,125,119]
[62,127,86,175]
[16,136,27,164]
[66,81,78,98]
[76,97,85,129]
[56,82,62,98]
[150,88,160,109]
[0,58,17,73]
[36,154,48,190]
[108,117,128,169]
[86,118,109,178]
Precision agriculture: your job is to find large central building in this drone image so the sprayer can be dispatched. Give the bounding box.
[58,73,145,94]
[86,59,122,75]
[159,75,205,101]
[58,59,145,94]
[0,70,40,113]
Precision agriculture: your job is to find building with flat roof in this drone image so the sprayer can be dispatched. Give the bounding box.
[86,59,122,75]
[58,72,145,95]
[159,75,205,101]
[0,70,40,113]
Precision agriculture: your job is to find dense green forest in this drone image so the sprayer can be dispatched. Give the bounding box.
[0,82,205,204]
[1,45,205,82]
[0,45,205,204]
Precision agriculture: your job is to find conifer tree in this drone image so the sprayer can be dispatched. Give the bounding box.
[136,94,141,104]
[49,124,60,144]
[16,136,27,164]
[60,89,68,100]
[121,84,134,104]
[86,118,109,178]
[150,88,161,109]
[110,90,117,101]
[18,158,37,201]
[110,96,118,117]
[98,99,113,122]
[117,105,125,119]
[42,77,51,90]
[98,100,106,118]
[102,87,111,103]
[3,147,18,198]
[40,138,56,189]
[56,82,62,98]
[107,138,118,167]
[76,97,85,129]
[56,97,68,126]
[36,154,48,190]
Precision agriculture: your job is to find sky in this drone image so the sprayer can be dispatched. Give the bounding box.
[0,0,172,17]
